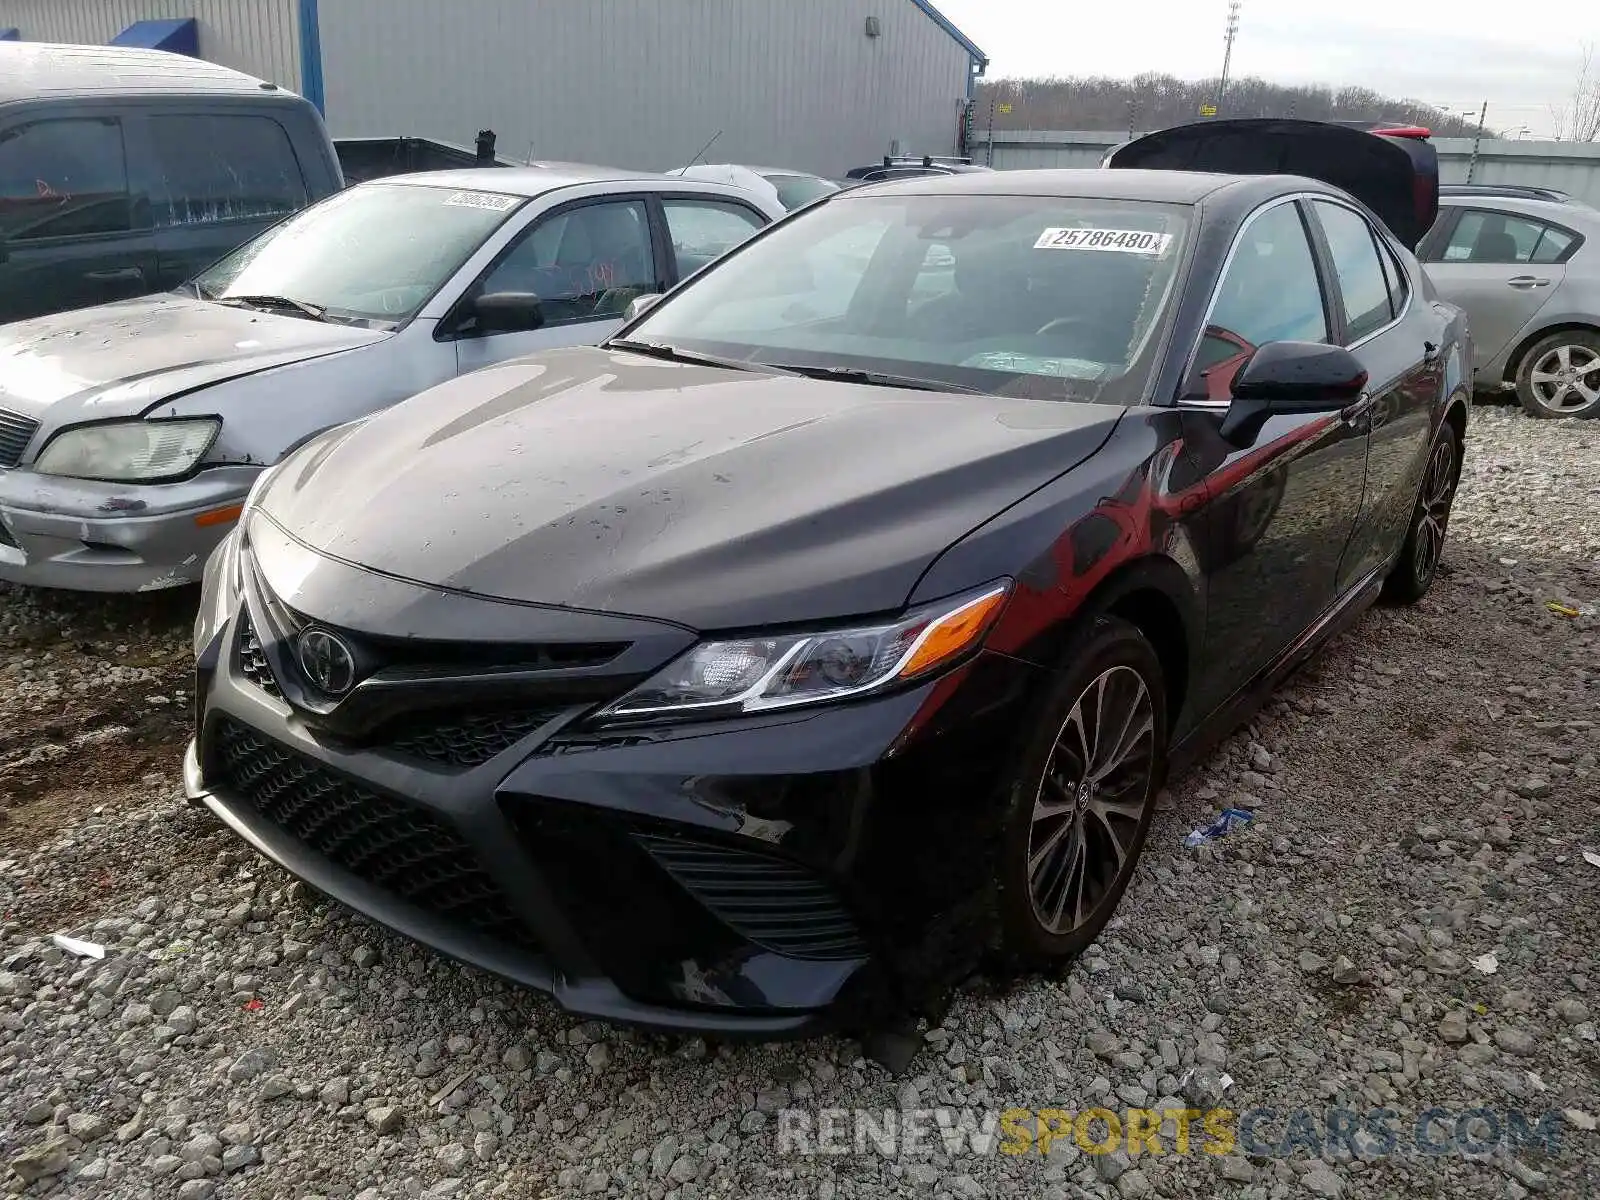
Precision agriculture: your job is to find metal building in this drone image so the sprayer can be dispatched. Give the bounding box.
[0,0,986,177]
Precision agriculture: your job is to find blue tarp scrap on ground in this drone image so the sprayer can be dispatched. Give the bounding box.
[110,18,199,57]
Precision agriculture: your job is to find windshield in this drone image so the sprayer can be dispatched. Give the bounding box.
[625,193,1191,404]
[192,182,525,326]
[763,173,840,211]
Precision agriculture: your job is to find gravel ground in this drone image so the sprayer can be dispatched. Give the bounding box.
[1,403,1597,1199]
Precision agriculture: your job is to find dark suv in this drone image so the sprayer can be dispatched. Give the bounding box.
[0,41,341,323]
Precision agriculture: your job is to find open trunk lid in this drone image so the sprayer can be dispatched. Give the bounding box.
[1105,118,1439,250]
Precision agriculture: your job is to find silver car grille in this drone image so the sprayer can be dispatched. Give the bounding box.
[0,408,40,469]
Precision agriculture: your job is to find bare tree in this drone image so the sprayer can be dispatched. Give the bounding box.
[1550,43,1600,141]
[975,74,1491,138]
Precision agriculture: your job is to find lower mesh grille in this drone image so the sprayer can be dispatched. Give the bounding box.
[236,614,281,699]
[636,833,868,960]
[387,708,566,768]
[213,719,537,950]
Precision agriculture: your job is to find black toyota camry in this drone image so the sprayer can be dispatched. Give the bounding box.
[186,121,1471,1038]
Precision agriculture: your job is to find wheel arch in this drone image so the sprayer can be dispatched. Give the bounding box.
[1016,555,1200,733]
[1501,320,1600,384]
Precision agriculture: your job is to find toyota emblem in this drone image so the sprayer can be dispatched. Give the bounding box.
[297,628,357,695]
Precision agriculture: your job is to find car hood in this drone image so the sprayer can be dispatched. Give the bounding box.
[259,346,1123,630]
[0,294,388,423]
[1107,118,1439,250]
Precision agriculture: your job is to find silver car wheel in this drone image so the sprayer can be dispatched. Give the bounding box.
[1529,343,1600,413]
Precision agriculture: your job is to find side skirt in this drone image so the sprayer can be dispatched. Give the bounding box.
[1167,565,1387,778]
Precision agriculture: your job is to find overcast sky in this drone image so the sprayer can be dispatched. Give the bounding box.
[933,0,1593,135]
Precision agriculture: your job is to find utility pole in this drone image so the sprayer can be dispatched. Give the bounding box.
[1466,100,1488,183]
[985,93,996,167]
[1215,0,1242,114]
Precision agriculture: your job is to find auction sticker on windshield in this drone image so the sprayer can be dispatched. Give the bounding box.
[1034,227,1172,255]
[443,191,521,212]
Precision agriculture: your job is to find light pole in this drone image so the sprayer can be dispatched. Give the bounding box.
[1215,1,1242,114]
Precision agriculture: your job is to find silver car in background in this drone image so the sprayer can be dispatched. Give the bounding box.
[664,163,840,212]
[0,166,782,592]
[1419,186,1600,418]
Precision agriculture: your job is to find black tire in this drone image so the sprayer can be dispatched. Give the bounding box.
[1514,330,1600,418]
[1383,419,1461,604]
[993,615,1168,965]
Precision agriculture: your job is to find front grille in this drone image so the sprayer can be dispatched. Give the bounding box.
[236,614,281,699]
[387,708,566,768]
[213,719,537,950]
[0,408,38,469]
[636,834,868,960]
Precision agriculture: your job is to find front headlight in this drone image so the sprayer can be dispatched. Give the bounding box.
[594,581,1011,724]
[35,419,220,482]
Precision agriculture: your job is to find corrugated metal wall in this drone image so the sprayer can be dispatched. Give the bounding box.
[316,0,974,177]
[0,0,300,89]
[973,130,1600,206]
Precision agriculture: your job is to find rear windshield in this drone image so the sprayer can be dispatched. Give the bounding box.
[628,193,1192,405]
[763,173,839,211]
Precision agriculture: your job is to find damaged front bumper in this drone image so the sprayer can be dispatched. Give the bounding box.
[0,466,259,592]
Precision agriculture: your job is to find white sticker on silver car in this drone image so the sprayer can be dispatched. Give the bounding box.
[1034,227,1172,255]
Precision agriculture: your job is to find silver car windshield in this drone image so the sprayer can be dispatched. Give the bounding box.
[626,193,1191,404]
[192,182,526,326]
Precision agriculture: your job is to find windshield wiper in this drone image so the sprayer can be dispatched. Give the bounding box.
[764,364,984,395]
[608,338,782,374]
[218,294,327,321]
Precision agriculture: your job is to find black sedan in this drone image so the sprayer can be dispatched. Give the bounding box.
[185,122,1471,1041]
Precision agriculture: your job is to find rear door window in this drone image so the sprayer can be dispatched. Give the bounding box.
[1310,200,1395,343]
[148,114,309,228]
[1435,208,1578,265]
[0,117,133,240]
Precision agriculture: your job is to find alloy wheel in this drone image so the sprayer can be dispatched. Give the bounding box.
[1529,343,1600,413]
[1414,437,1456,583]
[1025,664,1155,936]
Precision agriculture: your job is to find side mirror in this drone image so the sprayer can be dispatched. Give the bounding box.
[471,292,545,334]
[1220,341,1368,445]
[622,293,663,324]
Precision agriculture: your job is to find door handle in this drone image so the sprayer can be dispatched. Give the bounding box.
[1506,275,1550,288]
[1341,391,1377,425]
[84,267,146,283]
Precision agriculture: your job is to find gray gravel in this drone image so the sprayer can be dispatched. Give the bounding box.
[2,403,1598,1198]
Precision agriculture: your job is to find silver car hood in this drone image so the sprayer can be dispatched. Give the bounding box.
[0,294,388,422]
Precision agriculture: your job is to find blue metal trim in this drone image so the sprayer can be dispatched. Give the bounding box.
[297,0,325,114]
[906,0,987,69]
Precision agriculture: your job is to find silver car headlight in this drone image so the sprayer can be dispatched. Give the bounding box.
[35,419,220,483]
[593,581,1011,725]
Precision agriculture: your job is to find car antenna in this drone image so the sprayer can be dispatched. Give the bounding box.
[678,130,723,172]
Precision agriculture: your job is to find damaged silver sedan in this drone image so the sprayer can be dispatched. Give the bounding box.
[0,166,781,592]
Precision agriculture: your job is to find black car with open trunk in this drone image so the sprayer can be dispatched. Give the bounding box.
[185,121,1471,1043]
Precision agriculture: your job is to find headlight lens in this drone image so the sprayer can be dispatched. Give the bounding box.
[35,419,220,482]
[595,581,1011,724]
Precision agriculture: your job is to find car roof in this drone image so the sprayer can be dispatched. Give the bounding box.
[840,167,1270,205]
[0,40,287,105]
[1439,192,1600,222]
[371,165,674,196]
[368,165,779,203]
